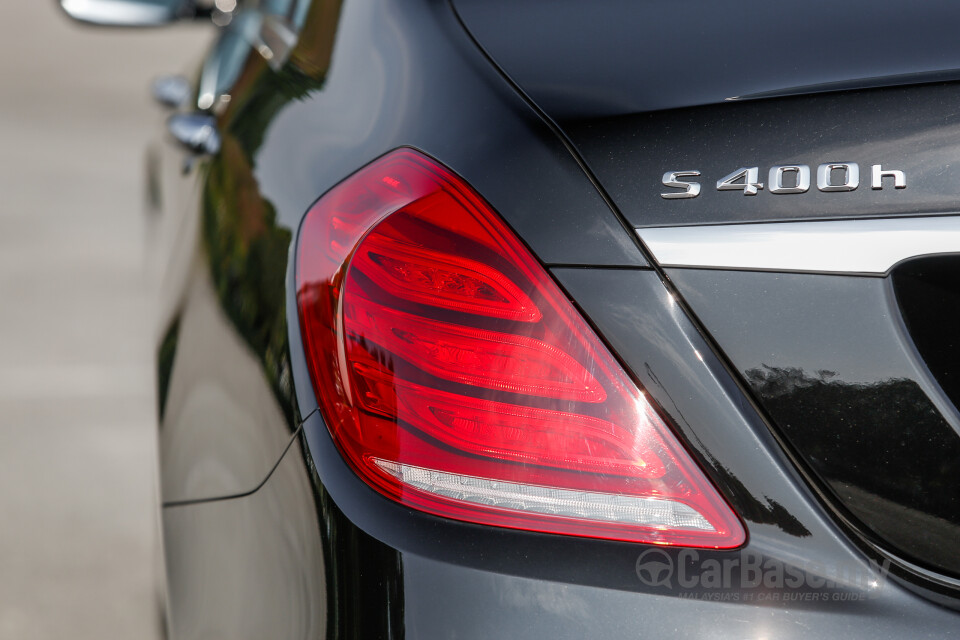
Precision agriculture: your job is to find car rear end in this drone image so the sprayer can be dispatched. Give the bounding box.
[157,0,960,637]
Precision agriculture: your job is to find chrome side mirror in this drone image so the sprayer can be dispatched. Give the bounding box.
[152,75,192,109]
[166,113,220,155]
[59,0,210,27]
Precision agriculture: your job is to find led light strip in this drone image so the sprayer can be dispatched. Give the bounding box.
[372,458,715,531]
[638,215,960,275]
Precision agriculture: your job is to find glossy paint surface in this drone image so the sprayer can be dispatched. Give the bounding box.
[668,268,960,579]
[150,0,960,635]
[174,409,960,640]
[155,0,648,504]
[457,0,960,228]
[153,15,301,503]
[892,255,960,411]
[235,1,646,270]
[163,434,328,639]
[453,0,960,118]
[565,83,960,228]
[163,260,960,637]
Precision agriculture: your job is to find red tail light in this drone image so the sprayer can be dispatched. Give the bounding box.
[296,149,745,548]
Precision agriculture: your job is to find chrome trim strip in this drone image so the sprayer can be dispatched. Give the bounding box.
[638,216,960,275]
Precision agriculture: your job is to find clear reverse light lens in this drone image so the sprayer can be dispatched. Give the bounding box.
[373,459,715,531]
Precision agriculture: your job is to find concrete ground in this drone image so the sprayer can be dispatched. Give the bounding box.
[0,3,207,638]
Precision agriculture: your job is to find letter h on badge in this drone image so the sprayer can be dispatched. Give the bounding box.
[871,165,907,190]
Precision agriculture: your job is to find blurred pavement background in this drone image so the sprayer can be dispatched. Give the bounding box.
[0,3,207,637]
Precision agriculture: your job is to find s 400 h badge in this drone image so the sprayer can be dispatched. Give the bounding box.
[661,163,906,199]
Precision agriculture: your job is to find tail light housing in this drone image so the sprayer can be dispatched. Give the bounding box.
[296,148,745,548]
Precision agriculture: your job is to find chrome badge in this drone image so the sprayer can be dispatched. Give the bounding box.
[661,163,906,199]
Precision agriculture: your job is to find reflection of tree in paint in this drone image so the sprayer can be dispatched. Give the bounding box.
[202,147,293,421]
[197,0,344,425]
[744,364,960,572]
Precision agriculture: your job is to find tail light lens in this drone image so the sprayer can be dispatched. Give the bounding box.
[296,149,745,548]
